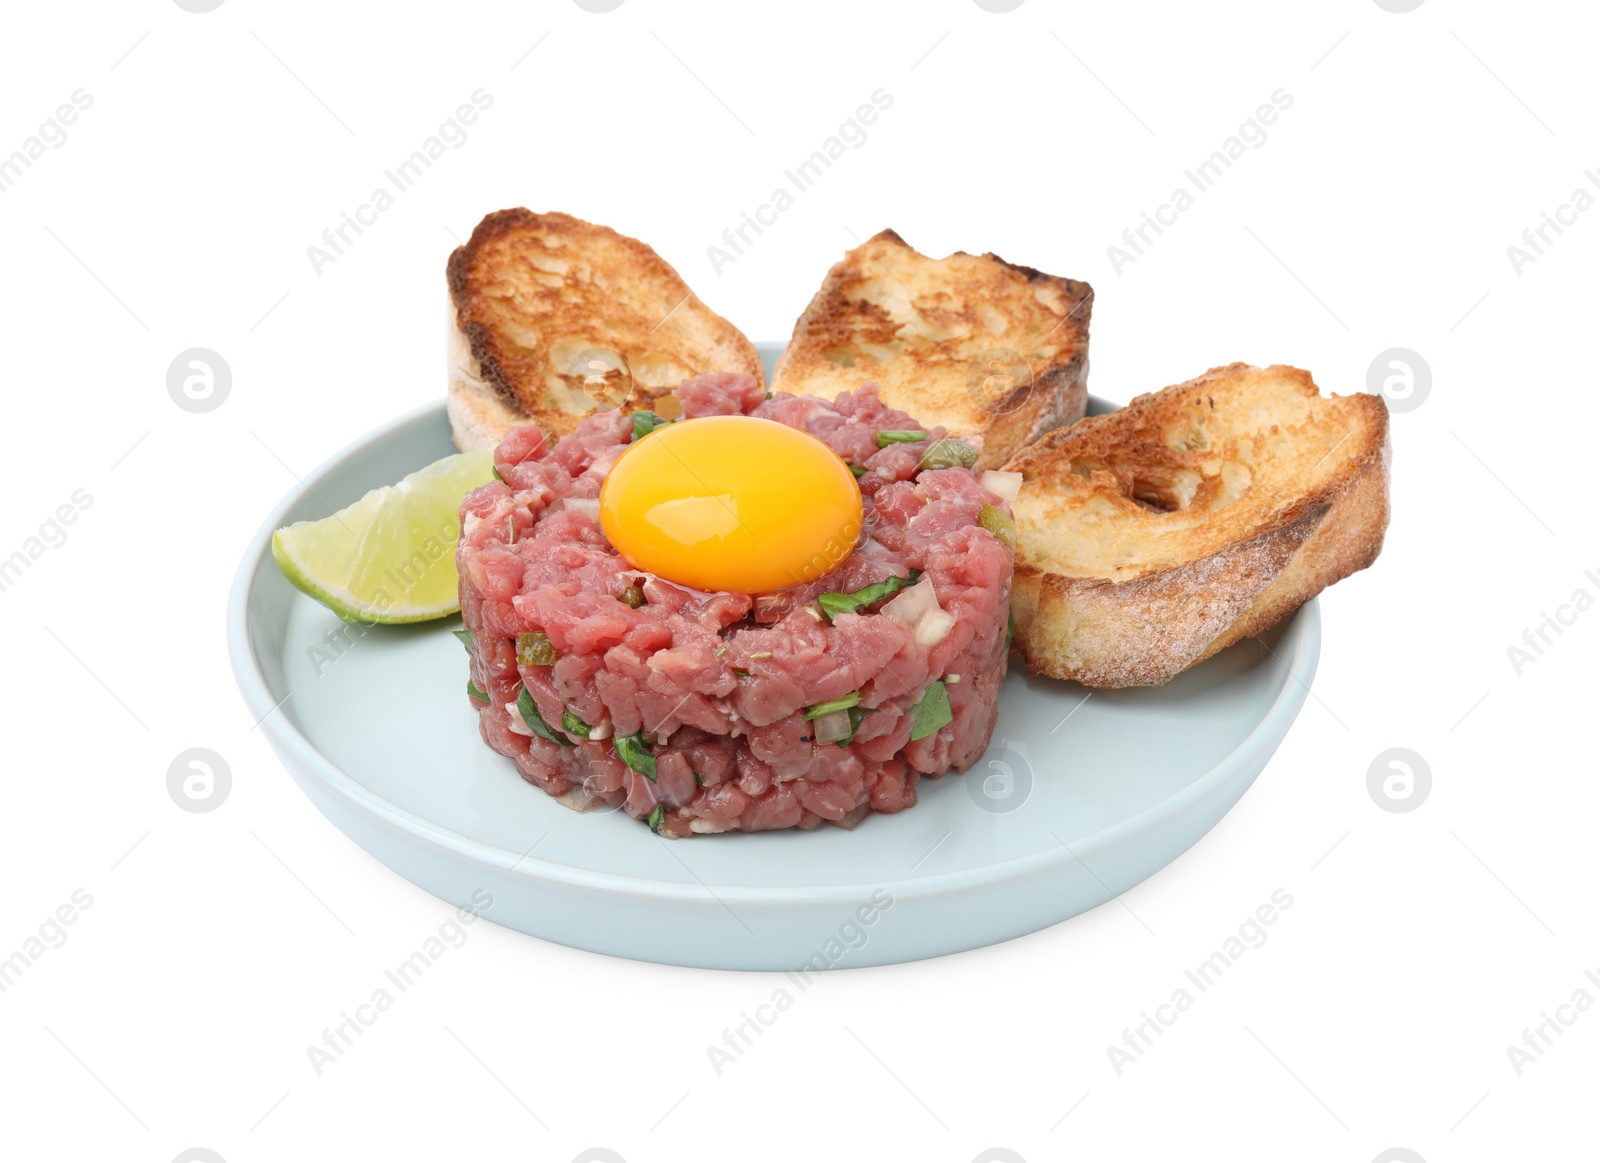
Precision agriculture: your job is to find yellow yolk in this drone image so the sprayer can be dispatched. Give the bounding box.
[599,415,863,594]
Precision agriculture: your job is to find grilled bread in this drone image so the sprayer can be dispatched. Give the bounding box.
[1006,363,1389,687]
[771,230,1093,469]
[446,209,764,450]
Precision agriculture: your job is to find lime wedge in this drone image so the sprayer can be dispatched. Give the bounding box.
[271,449,494,623]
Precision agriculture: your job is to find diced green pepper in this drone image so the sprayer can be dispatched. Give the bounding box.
[562,709,592,740]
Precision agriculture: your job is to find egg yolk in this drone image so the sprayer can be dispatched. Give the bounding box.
[599,415,863,594]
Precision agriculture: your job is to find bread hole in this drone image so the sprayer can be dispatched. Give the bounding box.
[1069,458,1201,512]
[1129,469,1201,512]
[823,348,859,368]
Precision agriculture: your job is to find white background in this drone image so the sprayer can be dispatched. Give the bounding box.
[1,1,1595,1160]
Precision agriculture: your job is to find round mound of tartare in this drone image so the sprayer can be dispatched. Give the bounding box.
[457,372,1015,836]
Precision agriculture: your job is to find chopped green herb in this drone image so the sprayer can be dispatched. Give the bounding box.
[876,430,927,448]
[817,570,921,621]
[492,464,506,483]
[848,463,867,478]
[453,628,475,651]
[615,733,657,780]
[647,803,666,833]
[516,688,573,745]
[467,679,489,704]
[562,709,592,740]
[516,631,557,667]
[804,692,861,719]
[978,503,1017,549]
[907,680,952,741]
[617,584,645,609]
[1005,609,1015,651]
[919,438,978,471]
[631,410,668,441]
[694,770,705,787]
[836,705,877,748]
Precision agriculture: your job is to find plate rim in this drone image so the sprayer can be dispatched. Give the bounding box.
[228,394,1319,907]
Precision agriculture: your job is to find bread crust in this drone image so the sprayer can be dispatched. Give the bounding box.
[1006,363,1390,687]
[771,229,1092,468]
[445,209,762,449]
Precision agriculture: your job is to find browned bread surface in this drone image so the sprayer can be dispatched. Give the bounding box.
[446,209,763,450]
[771,230,1093,468]
[1005,363,1389,687]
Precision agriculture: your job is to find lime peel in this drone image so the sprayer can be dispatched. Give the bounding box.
[271,449,493,624]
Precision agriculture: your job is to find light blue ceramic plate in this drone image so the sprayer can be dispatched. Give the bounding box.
[227,344,1318,970]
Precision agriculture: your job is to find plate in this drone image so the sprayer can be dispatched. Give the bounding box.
[227,344,1318,970]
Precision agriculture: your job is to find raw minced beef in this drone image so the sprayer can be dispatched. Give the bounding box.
[457,372,1013,836]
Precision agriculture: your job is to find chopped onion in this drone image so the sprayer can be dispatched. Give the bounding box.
[882,577,955,647]
[556,785,598,812]
[979,470,1022,503]
[811,709,853,744]
[915,608,956,647]
[882,578,939,626]
[562,496,601,519]
[827,803,872,831]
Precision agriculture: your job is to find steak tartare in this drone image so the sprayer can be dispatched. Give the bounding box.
[457,372,1015,836]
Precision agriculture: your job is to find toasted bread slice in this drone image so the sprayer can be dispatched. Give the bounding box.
[1005,364,1389,687]
[770,230,1092,469]
[446,209,763,450]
